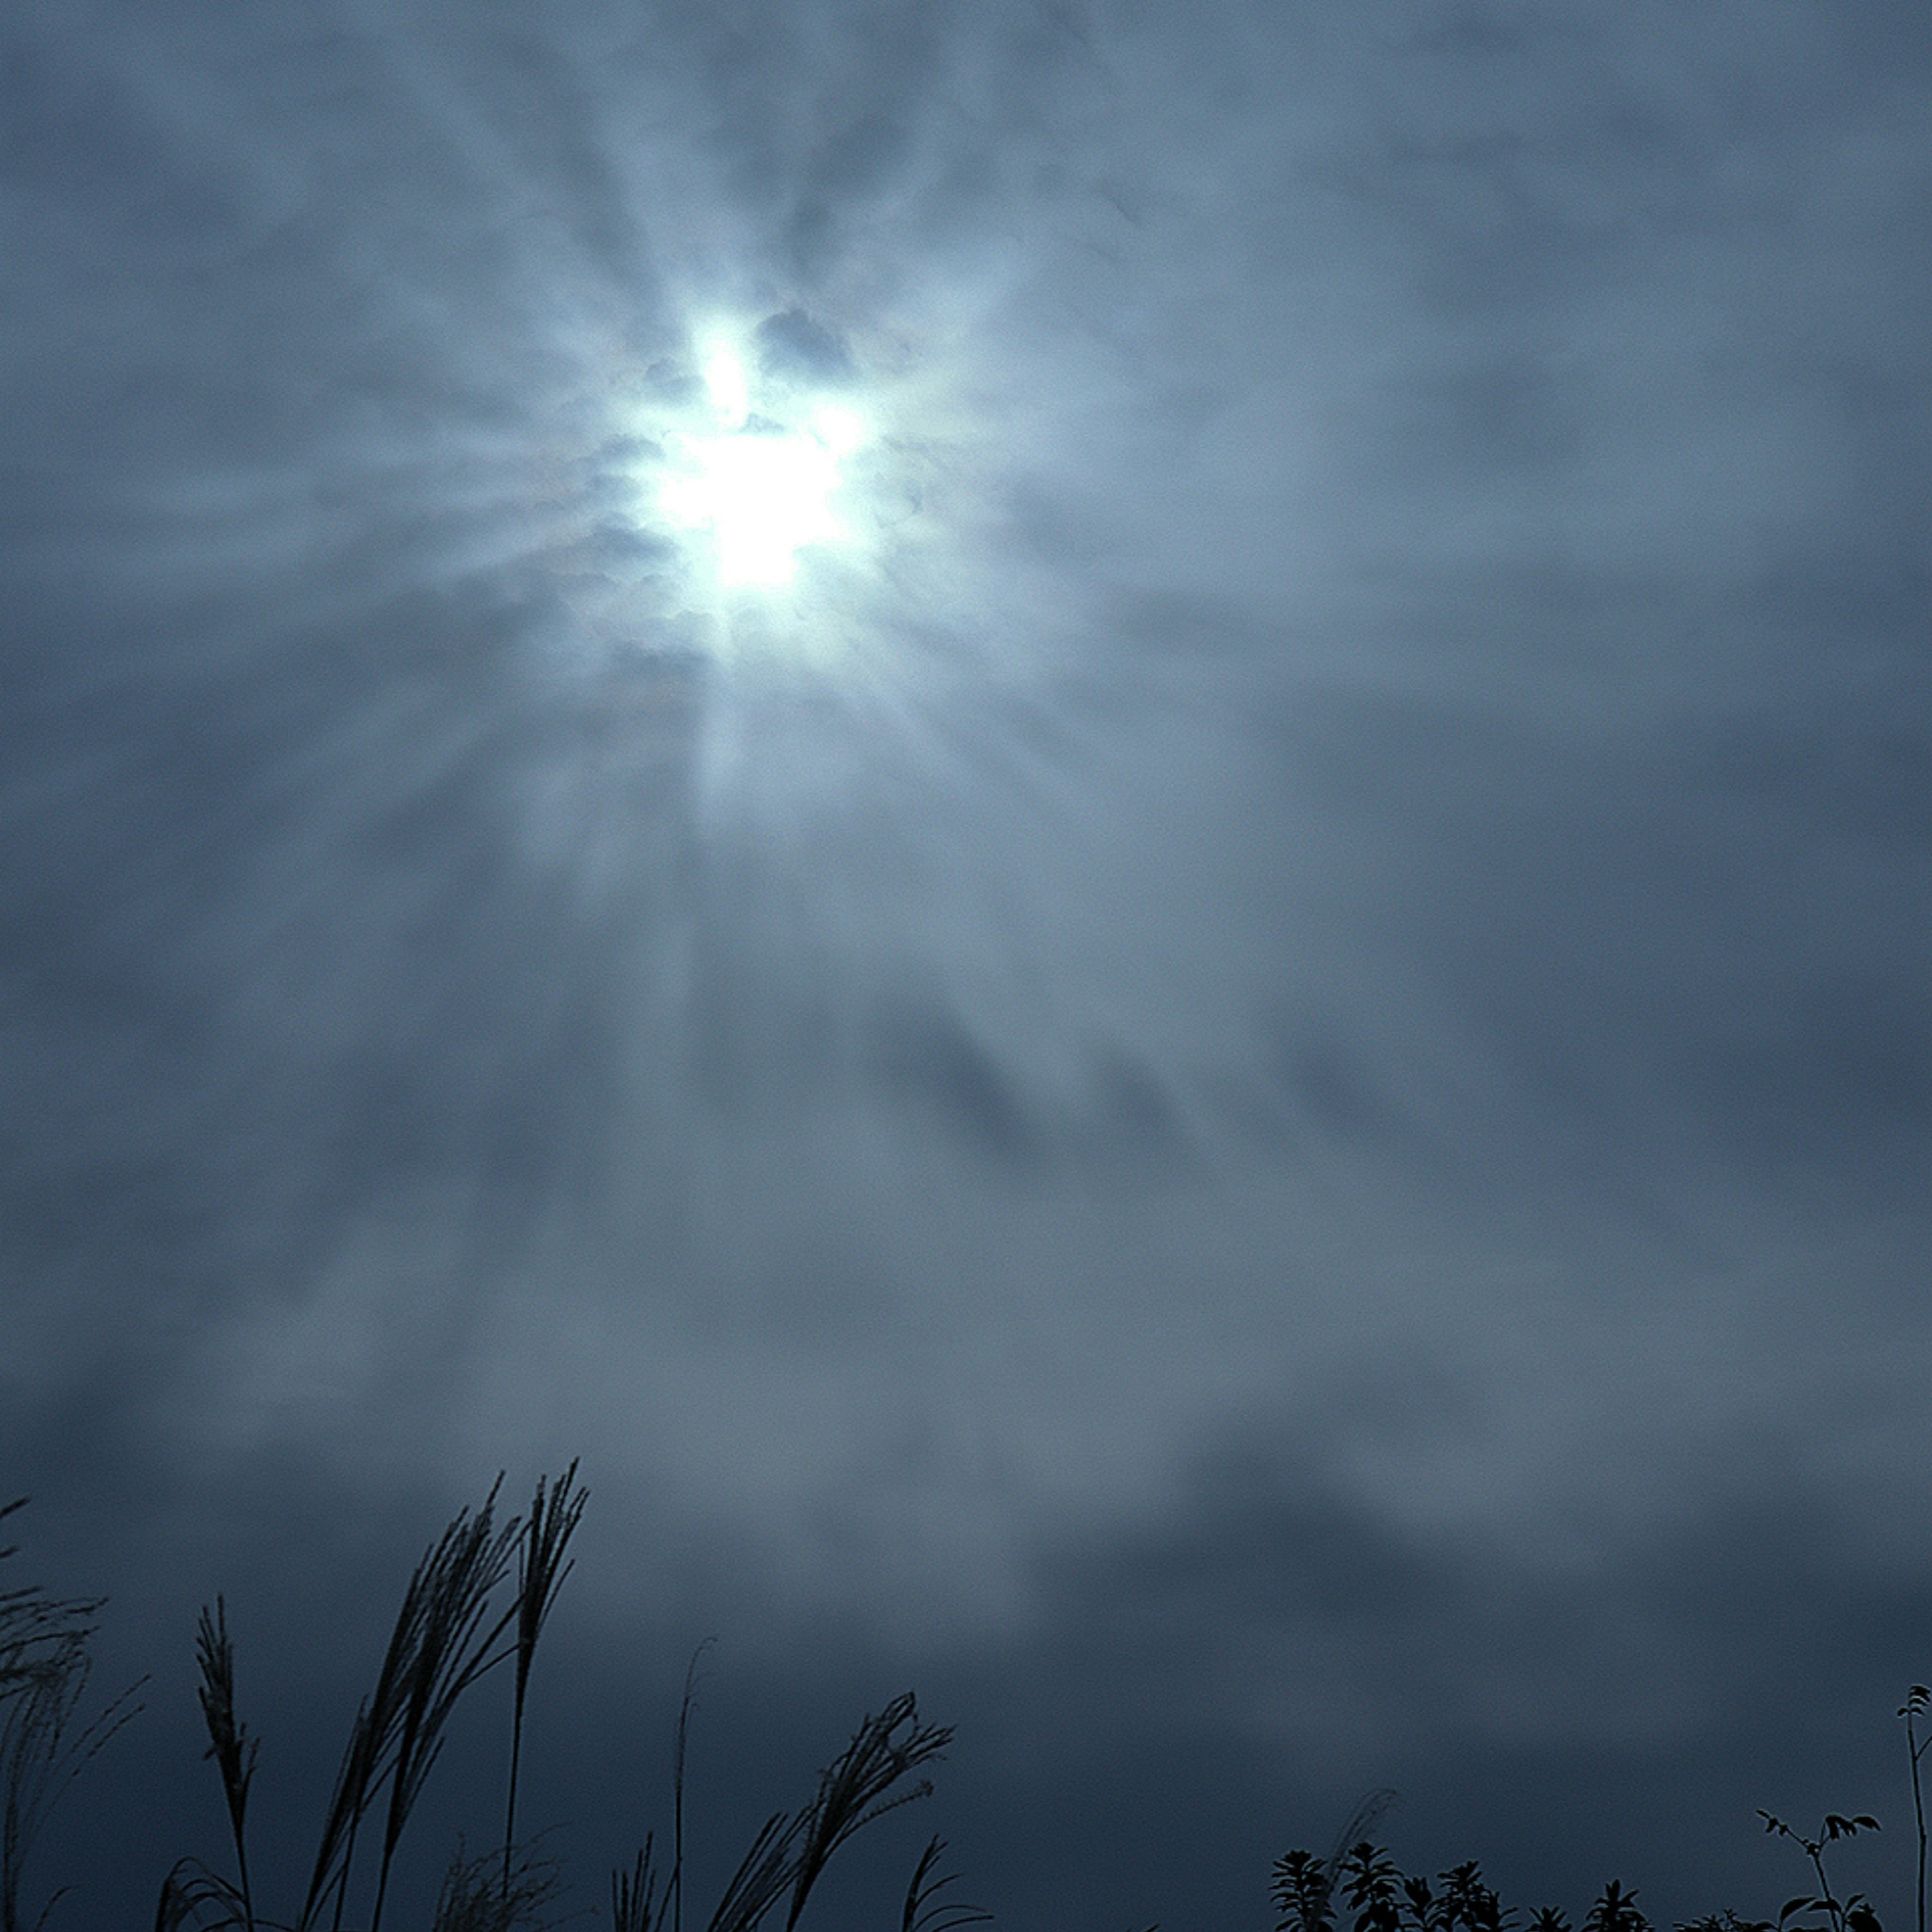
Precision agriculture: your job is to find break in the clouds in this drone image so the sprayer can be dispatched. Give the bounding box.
[2,1,1928,1927]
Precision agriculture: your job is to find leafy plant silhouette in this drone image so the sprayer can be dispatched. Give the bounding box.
[1755,1810,1882,1932]
[1271,1787,1399,1931]
[1272,1831,1674,1932]
[1899,1687,1928,1932]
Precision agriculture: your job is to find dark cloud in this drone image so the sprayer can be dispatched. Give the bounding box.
[756,306,857,383]
[867,990,1043,1163]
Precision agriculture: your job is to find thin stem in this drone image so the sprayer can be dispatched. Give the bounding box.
[502,1695,525,1906]
[1803,1839,1839,1932]
[1904,1688,1929,1932]
[671,1641,713,1932]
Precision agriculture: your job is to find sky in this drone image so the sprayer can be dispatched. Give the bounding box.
[2,0,1929,1926]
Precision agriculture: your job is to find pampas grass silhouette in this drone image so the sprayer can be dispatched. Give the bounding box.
[4,1470,1928,1931]
[502,1462,585,1907]
[0,1496,142,1932]
[149,1468,969,1932]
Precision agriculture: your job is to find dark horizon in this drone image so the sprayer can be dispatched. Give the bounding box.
[10,1420,1930,1928]
[4,0,1928,1926]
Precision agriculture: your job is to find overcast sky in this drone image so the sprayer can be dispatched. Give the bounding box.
[3,1,1929,1926]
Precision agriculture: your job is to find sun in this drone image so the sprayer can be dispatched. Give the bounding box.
[657,340,869,591]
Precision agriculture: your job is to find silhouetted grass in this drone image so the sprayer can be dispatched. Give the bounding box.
[147,1469,965,1932]
[502,1463,585,1908]
[4,1474,1928,1931]
[0,1496,142,1932]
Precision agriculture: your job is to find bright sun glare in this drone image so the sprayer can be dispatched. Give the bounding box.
[658,341,868,590]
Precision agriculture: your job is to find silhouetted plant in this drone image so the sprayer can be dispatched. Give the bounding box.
[194,1599,258,1932]
[1439,1859,1510,1931]
[152,1470,973,1932]
[669,1640,713,1932]
[1404,1872,1437,1931]
[1580,1878,1648,1932]
[160,1480,528,1932]
[1755,1811,1881,1932]
[0,1497,142,1932]
[1900,1687,1928,1932]
[697,1691,954,1932]
[1338,1839,1405,1932]
[1273,1849,1335,1932]
[432,1835,562,1932]
[782,1691,951,1931]
[1275,1789,1399,1932]
[367,1480,524,1932]
[502,1463,585,1906]
[16,1460,1923,1932]
[1269,1838,1676,1932]
[899,1836,991,1932]
[610,1838,666,1932]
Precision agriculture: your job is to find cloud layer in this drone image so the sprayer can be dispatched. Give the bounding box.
[3,0,1928,1924]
